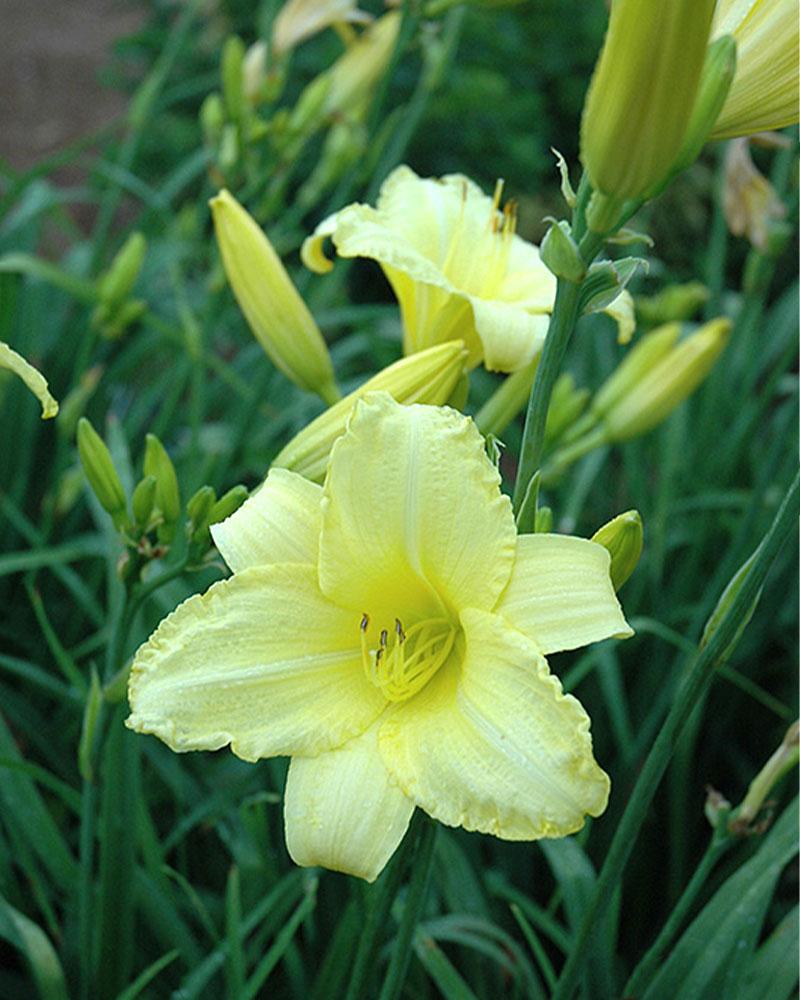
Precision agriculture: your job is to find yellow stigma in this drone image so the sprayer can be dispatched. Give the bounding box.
[360,614,456,702]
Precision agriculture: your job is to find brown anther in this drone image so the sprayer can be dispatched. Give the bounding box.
[360,613,369,631]
[380,629,388,648]
[395,618,406,643]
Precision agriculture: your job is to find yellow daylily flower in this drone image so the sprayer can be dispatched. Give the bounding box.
[303,166,632,373]
[0,341,58,418]
[127,394,631,882]
[710,0,800,140]
[272,0,372,58]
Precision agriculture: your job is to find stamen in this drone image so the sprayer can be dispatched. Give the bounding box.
[395,618,405,643]
[490,178,505,233]
[359,614,456,702]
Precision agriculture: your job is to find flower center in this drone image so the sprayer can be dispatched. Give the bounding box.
[360,613,456,702]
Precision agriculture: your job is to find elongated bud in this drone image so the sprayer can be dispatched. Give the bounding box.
[273,341,468,481]
[592,510,643,590]
[57,366,103,438]
[581,0,716,215]
[545,372,590,448]
[131,475,157,530]
[539,220,585,283]
[144,434,181,541]
[186,485,216,531]
[636,282,709,328]
[700,549,762,665]
[77,417,128,528]
[97,233,146,310]
[78,667,104,783]
[323,12,400,119]
[669,36,737,179]
[209,485,249,525]
[243,41,268,106]
[710,0,800,140]
[200,92,225,146]
[210,189,339,404]
[221,36,246,122]
[597,318,731,442]
[533,506,553,534]
[474,355,539,439]
[592,323,682,419]
[731,722,800,833]
[0,341,58,419]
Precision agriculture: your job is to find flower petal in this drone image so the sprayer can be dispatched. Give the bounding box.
[126,564,385,760]
[319,393,516,623]
[284,721,414,883]
[0,341,58,419]
[379,608,610,839]
[495,534,633,655]
[469,298,550,372]
[211,468,322,572]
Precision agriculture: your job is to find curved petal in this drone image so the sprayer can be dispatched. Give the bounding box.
[495,534,632,655]
[319,393,516,623]
[0,341,58,419]
[284,721,414,882]
[379,608,610,839]
[602,289,635,345]
[469,299,550,373]
[211,468,322,572]
[126,564,386,761]
[301,212,340,274]
[496,237,556,310]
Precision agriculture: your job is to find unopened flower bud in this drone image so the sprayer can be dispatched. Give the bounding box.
[186,485,217,532]
[209,485,249,525]
[200,93,225,145]
[533,506,553,534]
[731,721,800,833]
[210,189,340,404]
[97,233,146,310]
[131,475,157,531]
[221,35,246,122]
[323,12,400,119]
[144,434,181,542]
[539,220,585,283]
[273,341,468,481]
[700,549,762,665]
[272,0,371,59]
[591,510,643,590]
[0,341,58,419]
[636,282,709,327]
[57,365,103,438]
[592,323,682,419]
[77,417,128,528]
[597,318,730,442]
[243,41,268,106]
[581,0,716,212]
[545,372,590,448]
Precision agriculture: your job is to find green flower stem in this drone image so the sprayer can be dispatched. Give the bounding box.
[378,815,438,1000]
[623,828,734,997]
[512,278,582,516]
[551,469,800,1000]
[345,811,434,1000]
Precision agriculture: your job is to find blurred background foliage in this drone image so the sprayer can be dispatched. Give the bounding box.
[0,1,797,998]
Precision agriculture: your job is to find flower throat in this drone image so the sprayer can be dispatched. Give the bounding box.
[360,613,456,702]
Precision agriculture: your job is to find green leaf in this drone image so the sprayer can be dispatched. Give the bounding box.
[414,934,480,1000]
[643,798,799,1000]
[0,894,69,1000]
[739,905,799,1000]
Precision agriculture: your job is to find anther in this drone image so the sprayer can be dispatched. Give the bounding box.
[380,629,388,648]
[395,618,406,643]
[360,613,369,632]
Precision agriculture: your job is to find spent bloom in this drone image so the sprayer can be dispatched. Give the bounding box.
[272,0,372,58]
[127,394,631,881]
[710,0,800,140]
[0,341,58,418]
[303,165,631,373]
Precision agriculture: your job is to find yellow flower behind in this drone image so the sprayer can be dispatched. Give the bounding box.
[127,394,631,881]
[710,0,800,139]
[303,166,632,374]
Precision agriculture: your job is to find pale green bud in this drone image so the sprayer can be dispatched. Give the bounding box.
[221,35,246,122]
[144,434,181,541]
[200,93,225,145]
[273,341,468,481]
[581,0,716,206]
[210,189,340,404]
[97,232,146,310]
[598,318,731,442]
[592,323,682,419]
[636,282,709,327]
[591,510,643,590]
[533,506,553,534]
[243,41,268,106]
[474,355,539,439]
[322,12,400,119]
[131,475,157,530]
[288,74,333,138]
[186,485,216,532]
[77,417,128,529]
[57,365,103,438]
[544,372,590,449]
[209,485,249,525]
[539,220,585,283]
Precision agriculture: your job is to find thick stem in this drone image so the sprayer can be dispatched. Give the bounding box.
[551,470,800,1000]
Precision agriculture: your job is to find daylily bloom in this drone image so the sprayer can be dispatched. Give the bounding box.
[127,394,631,882]
[0,341,58,418]
[272,0,372,59]
[710,0,800,140]
[303,167,632,372]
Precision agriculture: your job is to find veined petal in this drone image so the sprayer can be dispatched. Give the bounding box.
[285,721,414,882]
[211,468,322,573]
[495,534,632,655]
[469,299,549,373]
[319,394,516,623]
[379,608,609,839]
[126,564,385,761]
